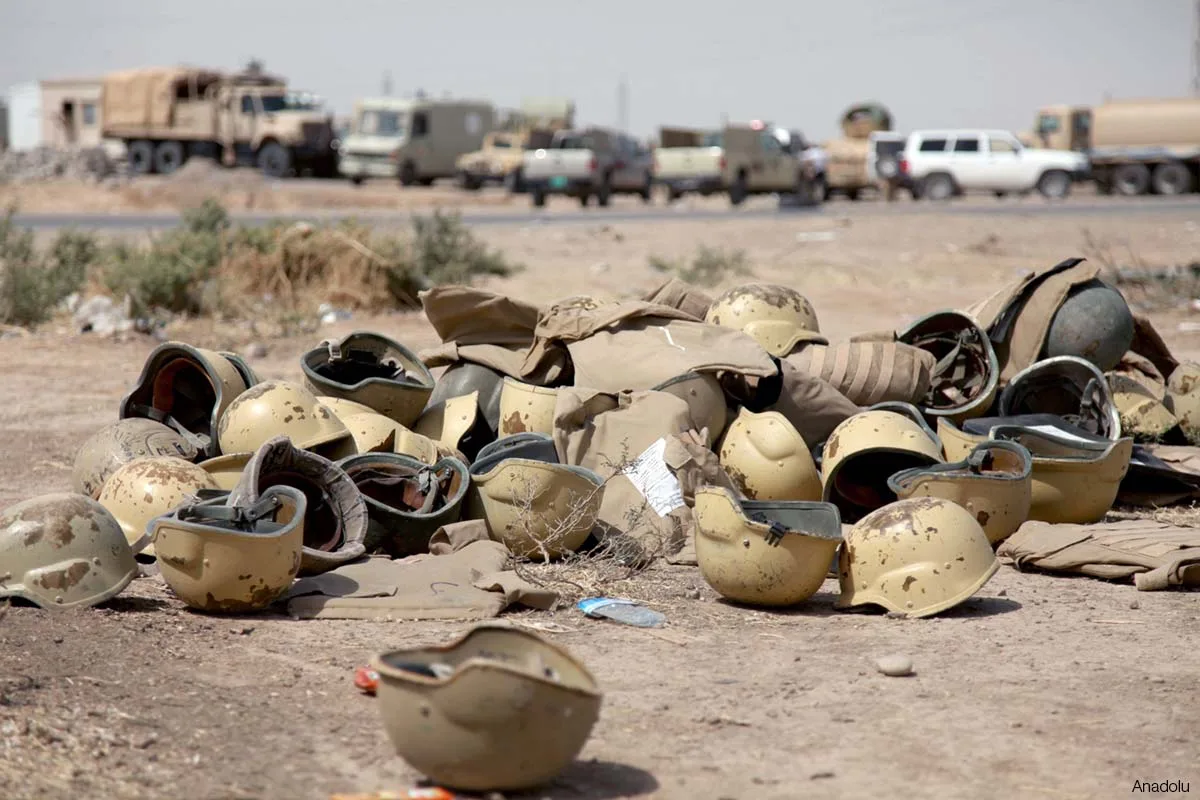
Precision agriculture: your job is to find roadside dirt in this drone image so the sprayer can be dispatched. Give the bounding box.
[2,202,1199,800]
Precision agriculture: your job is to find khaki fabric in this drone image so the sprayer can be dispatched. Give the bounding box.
[420,341,570,386]
[284,541,557,619]
[662,430,741,566]
[566,319,777,393]
[786,340,934,407]
[769,358,861,448]
[1130,313,1179,379]
[428,519,492,554]
[641,277,713,321]
[999,519,1200,590]
[964,258,1100,382]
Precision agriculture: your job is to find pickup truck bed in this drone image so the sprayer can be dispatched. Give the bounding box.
[653,146,724,200]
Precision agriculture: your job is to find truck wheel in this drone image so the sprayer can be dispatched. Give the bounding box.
[257,143,292,178]
[1112,164,1151,196]
[153,141,187,175]
[1152,162,1193,196]
[729,172,748,206]
[921,173,955,202]
[458,171,482,191]
[1036,169,1071,200]
[579,193,591,207]
[666,186,682,203]
[127,140,155,175]
[505,168,525,194]
[531,186,547,207]
[596,177,612,207]
[640,174,653,203]
[350,176,365,186]
[399,161,418,187]
[419,177,436,187]
[845,187,861,202]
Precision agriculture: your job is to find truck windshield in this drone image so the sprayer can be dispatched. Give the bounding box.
[259,94,323,113]
[1036,114,1061,134]
[357,109,407,137]
[701,132,723,147]
[555,135,594,149]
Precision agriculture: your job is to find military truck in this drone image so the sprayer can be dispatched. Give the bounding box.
[721,121,819,206]
[1024,99,1200,196]
[338,97,496,186]
[455,97,573,193]
[100,66,338,178]
[523,126,654,207]
[820,103,894,201]
[653,126,724,202]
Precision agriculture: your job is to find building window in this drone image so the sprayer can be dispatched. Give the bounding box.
[81,103,96,126]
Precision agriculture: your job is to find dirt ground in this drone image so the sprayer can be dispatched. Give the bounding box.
[2,195,1200,800]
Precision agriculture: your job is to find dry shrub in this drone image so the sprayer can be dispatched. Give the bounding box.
[649,244,753,287]
[0,205,97,327]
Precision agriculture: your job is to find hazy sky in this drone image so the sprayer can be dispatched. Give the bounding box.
[1,0,1194,141]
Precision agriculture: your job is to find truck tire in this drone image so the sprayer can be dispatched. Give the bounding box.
[531,186,547,207]
[921,173,955,202]
[399,161,418,187]
[1151,162,1193,196]
[505,168,525,194]
[153,141,187,175]
[596,176,612,207]
[1036,169,1071,200]
[127,140,155,175]
[350,176,365,186]
[729,172,748,206]
[419,177,436,187]
[845,187,861,202]
[1112,164,1151,196]
[640,173,653,203]
[458,171,482,191]
[666,186,682,203]
[257,142,292,178]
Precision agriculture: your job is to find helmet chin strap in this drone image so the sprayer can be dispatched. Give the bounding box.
[129,403,211,453]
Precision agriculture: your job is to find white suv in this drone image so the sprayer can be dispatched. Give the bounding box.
[901,129,1089,201]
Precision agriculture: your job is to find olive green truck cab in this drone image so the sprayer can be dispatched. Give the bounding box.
[721,121,818,206]
[101,66,337,178]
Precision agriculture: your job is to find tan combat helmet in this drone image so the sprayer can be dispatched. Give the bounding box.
[413,391,495,462]
[990,424,1132,524]
[119,342,259,458]
[197,452,252,491]
[316,396,376,423]
[337,452,470,558]
[836,496,1000,618]
[898,310,999,423]
[370,624,602,792]
[935,417,990,462]
[653,372,728,446]
[97,456,221,557]
[820,402,944,524]
[338,412,441,464]
[999,356,1122,440]
[694,486,842,607]
[227,436,367,576]
[151,485,306,613]
[467,434,603,560]
[705,282,828,357]
[301,332,435,428]
[425,361,507,437]
[1166,363,1200,445]
[718,407,821,501]
[1108,371,1177,441]
[72,418,199,499]
[498,378,558,437]
[217,380,355,461]
[0,493,138,610]
[888,440,1033,545]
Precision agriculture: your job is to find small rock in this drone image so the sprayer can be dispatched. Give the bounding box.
[1150,676,1166,684]
[245,342,268,359]
[1011,721,1023,728]
[1129,599,1140,610]
[884,610,908,620]
[875,654,914,677]
[997,589,1007,597]
[810,771,835,780]
[133,733,158,749]
[685,588,701,600]
[230,626,254,636]
[52,636,63,644]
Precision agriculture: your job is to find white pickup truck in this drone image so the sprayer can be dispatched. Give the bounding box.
[523,126,654,208]
[654,127,724,202]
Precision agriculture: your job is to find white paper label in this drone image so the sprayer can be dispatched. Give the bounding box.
[622,437,686,517]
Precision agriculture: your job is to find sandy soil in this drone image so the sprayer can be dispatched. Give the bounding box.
[2,202,1199,800]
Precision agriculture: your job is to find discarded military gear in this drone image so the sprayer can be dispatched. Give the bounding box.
[498,377,558,436]
[0,493,138,609]
[217,380,355,460]
[889,440,1033,544]
[424,361,506,436]
[151,485,306,612]
[836,496,1000,618]
[1042,279,1134,372]
[898,310,998,423]
[785,339,935,407]
[999,356,1121,440]
[1107,353,1178,442]
[653,372,728,446]
[301,331,435,427]
[704,282,827,356]
[119,342,258,457]
[413,391,495,462]
[338,452,469,557]
[72,418,198,499]
[718,407,821,501]
[641,275,714,320]
[694,486,842,606]
[227,436,367,575]
[1166,363,1200,445]
[370,625,602,792]
[97,456,221,556]
[339,412,441,464]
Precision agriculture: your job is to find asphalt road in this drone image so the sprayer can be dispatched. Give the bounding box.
[13,195,1200,232]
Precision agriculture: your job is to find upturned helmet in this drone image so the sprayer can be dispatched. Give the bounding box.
[836,496,1000,618]
[72,418,198,499]
[0,493,138,609]
[301,332,435,427]
[898,310,999,423]
[999,356,1121,440]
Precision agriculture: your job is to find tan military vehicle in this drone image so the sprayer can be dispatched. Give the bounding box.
[339,97,496,186]
[1024,99,1200,196]
[821,103,894,201]
[455,98,573,193]
[101,66,338,178]
[653,126,724,201]
[721,121,815,206]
